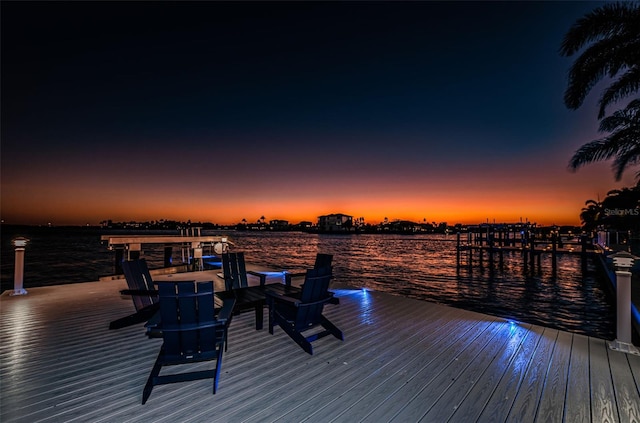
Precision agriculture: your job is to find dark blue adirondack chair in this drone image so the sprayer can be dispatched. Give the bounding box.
[142,280,235,404]
[266,267,343,355]
[109,259,159,330]
[221,251,268,289]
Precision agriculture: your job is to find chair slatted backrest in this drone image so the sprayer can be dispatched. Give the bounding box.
[295,267,332,330]
[221,252,249,290]
[122,259,157,311]
[314,254,333,271]
[157,281,219,362]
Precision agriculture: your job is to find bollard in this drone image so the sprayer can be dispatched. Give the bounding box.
[607,251,640,355]
[11,237,29,296]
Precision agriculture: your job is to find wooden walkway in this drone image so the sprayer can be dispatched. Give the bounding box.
[1,275,640,422]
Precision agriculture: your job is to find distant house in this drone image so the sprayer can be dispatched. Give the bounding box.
[269,219,289,230]
[298,221,313,229]
[318,213,353,232]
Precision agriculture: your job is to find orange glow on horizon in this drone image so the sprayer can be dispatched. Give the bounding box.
[2,138,636,228]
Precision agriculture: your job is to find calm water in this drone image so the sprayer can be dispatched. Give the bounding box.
[1,226,615,339]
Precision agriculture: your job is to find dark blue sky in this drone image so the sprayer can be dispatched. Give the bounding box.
[2,1,628,225]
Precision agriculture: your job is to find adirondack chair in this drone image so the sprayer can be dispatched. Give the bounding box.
[266,267,343,355]
[142,280,235,404]
[109,259,160,330]
[221,251,269,289]
[220,252,272,319]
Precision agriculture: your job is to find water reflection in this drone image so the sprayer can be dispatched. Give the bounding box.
[228,232,614,340]
[0,228,615,339]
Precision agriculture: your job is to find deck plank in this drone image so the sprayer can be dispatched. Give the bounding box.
[445,322,538,423]
[475,324,545,423]
[505,328,559,422]
[279,305,468,422]
[563,333,592,423]
[360,315,501,422]
[419,321,532,422]
[589,337,619,423]
[534,330,572,422]
[312,307,472,423]
[1,277,640,423]
[608,345,640,422]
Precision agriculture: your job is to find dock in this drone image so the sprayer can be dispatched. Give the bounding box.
[2,274,640,422]
[456,226,593,271]
[100,229,231,273]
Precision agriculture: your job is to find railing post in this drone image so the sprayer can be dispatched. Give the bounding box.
[608,251,639,355]
[11,237,29,296]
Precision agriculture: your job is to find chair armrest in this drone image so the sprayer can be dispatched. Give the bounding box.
[161,320,229,332]
[217,297,236,323]
[283,271,306,286]
[265,290,302,306]
[297,296,335,308]
[286,271,307,278]
[120,288,158,296]
[246,270,268,286]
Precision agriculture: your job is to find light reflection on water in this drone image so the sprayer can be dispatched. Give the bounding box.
[227,231,615,340]
[0,228,614,339]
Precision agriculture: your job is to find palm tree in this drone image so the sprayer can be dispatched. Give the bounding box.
[569,99,640,180]
[600,184,640,232]
[560,2,640,119]
[580,198,602,232]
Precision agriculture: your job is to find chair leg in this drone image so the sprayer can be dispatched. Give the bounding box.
[213,344,224,394]
[224,315,233,352]
[320,316,344,340]
[268,306,275,335]
[278,321,313,354]
[109,307,157,330]
[142,352,163,404]
[255,304,263,330]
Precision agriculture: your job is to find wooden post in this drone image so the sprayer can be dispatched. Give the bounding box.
[164,245,173,267]
[581,235,588,273]
[467,232,472,267]
[456,232,461,268]
[522,231,528,270]
[551,232,557,272]
[488,227,494,268]
[529,232,536,267]
[115,247,125,275]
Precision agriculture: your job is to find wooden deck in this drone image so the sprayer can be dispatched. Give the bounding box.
[1,274,640,422]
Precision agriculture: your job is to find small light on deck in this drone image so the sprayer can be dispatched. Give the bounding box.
[13,237,28,248]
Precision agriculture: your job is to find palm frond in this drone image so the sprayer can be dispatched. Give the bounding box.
[598,67,640,118]
[569,139,622,169]
[598,99,640,132]
[564,42,613,109]
[564,37,637,109]
[613,144,640,180]
[561,2,640,111]
[560,2,639,56]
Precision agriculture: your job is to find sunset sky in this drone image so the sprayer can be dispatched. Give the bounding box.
[2,1,635,227]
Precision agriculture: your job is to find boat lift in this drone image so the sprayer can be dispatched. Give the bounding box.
[101,228,231,274]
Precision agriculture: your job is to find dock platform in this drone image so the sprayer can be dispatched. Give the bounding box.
[2,275,639,422]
